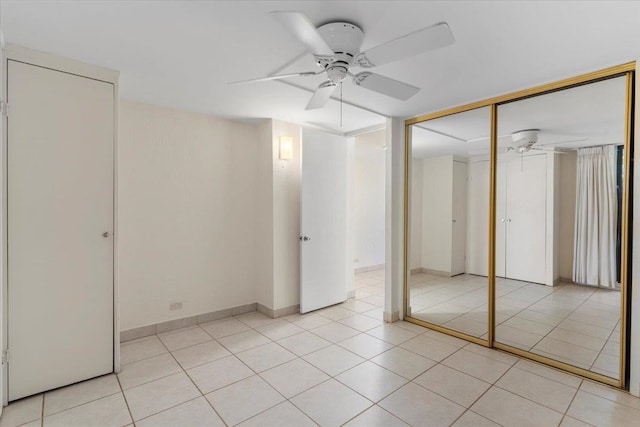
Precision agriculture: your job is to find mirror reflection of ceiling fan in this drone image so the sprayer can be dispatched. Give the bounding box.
[418,126,585,153]
[505,129,577,154]
[231,11,456,110]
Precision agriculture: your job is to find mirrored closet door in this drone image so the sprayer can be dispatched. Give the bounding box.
[494,75,628,381]
[407,107,491,341]
[404,64,633,388]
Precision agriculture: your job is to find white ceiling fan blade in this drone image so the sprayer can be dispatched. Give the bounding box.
[352,72,419,100]
[540,138,588,146]
[306,81,337,110]
[271,11,335,57]
[229,71,320,85]
[531,147,569,154]
[355,22,454,68]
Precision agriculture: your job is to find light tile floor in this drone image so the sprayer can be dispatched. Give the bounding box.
[410,273,621,378]
[2,269,639,426]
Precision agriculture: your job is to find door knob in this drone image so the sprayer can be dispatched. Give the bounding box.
[299,236,311,241]
[452,219,457,223]
[102,232,110,238]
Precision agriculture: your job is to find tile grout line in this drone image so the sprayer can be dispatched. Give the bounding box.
[131,395,204,426]
[212,324,317,426]
[587,317,619,373]
[36,374,125,420]
[579,383,640,412]
[413,276,620,377]
[409,345,501,411]
[157,331,230,427]
[446,354,526,427]
[115,372,136,426]
[560,378,584,423]
[40,393,44,427]
[213,297,397,425]
[522,286,613,364]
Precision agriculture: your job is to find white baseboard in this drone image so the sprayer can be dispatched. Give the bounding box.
[257,303,300,319]
[354,263,385,274]
[120,302,257,342]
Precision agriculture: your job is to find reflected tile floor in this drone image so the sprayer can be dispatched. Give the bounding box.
[410,273,620,378]
[3,270,639,426]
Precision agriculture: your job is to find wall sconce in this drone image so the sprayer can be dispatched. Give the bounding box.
[279,136,293,160]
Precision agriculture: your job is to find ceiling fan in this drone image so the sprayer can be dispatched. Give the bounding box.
[416,126,583,152]
[506,129,577,154]
[231,11,455,110]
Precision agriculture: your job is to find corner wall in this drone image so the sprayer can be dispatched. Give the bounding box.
[118,99,259,331]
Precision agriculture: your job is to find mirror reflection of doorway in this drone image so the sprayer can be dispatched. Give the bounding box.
[351,129,387,321]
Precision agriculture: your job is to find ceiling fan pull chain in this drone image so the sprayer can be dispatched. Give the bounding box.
[340,81,343,128]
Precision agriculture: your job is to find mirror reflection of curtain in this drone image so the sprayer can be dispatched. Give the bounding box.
[573,145,618,288]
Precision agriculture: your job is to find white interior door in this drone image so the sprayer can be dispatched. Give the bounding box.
[451,161,467,275]
[496,162,507,277]
[466,160,489,276]
[8,61,114,400]
[505,154,546,283]
[300,129,347,313]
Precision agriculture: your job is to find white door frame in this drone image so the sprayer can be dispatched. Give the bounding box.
[1,45,120,405]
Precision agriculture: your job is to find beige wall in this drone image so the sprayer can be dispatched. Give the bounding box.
[118,99,259,330]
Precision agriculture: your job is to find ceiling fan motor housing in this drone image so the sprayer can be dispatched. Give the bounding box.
[511,129,539,148]
[317,22,364,83]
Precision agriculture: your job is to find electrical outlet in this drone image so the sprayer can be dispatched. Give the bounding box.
[169,302,183,311]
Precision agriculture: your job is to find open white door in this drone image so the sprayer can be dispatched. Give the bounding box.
[300,129,348,313]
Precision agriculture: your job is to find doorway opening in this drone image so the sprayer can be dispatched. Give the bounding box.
[350,129,387,319]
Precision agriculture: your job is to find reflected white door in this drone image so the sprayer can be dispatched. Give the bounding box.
[451,161,467,275]
[8,61,114,400]
[466,160,489,276]
[496,162,507,277]
[505,154,546,283]
[300,129,347,313]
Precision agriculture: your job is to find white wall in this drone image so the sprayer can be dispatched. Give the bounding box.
[118,99,259,331]
[629,60,640,396]
[386,117,405,321]
[255,120,274,309]
[346,137,355,295]
[271,120,301,311]
[352,130,386,270]
[410,158,423,271]
[421,155,453,273]
[0,29,5,411]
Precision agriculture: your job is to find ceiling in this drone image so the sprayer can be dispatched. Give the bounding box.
[411,76,627,158]
[2,1,639,134]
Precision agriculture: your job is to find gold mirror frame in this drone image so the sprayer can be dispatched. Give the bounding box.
[403,63,636,388]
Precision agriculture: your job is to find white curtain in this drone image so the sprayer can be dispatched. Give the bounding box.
[573,145,618,288]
